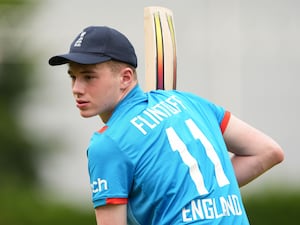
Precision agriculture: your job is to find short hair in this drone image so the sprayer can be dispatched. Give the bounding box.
[107,60,137,80]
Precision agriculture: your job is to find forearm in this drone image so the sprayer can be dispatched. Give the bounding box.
[231,144,284,187]
[231,155,265,187]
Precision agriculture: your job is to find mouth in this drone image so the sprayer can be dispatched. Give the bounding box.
[76,100,90,109]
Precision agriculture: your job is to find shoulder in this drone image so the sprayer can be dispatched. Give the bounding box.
[87,128,120,159]
[160,90,228,123]
[87,125,138,161]
[152,90,220,110]
[149,89,210,103]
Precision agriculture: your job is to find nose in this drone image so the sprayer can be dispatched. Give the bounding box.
[72,79,85,96]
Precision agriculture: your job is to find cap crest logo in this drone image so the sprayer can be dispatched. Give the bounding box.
[74,31,87,47]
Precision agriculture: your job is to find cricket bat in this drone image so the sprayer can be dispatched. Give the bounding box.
[144,6,177,91]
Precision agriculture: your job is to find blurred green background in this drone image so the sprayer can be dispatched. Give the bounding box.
[0,0,95,224]
[0,0,298,224]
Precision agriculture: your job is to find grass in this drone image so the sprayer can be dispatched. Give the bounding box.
[244,189,300,225]
[0,185,95,225]
[1,185,299,225]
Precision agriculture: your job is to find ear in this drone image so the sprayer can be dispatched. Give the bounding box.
[120,67,134,89]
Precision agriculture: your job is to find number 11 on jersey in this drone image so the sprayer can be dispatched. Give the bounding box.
[166,119,230,195]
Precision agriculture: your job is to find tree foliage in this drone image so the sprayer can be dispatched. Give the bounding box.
[0,0,38,186]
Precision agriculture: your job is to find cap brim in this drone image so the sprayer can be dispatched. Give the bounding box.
[48,53,111,66]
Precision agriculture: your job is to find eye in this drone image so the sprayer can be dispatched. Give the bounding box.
[84,75,96,81]
[68,70,76,80]
[69,74,76,81]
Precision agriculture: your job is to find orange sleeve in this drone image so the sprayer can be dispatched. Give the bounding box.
[106,198,128,205]
[220,111,231,134]
[98,125,108,133]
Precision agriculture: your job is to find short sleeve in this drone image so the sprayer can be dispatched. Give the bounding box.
[87,132,134,208]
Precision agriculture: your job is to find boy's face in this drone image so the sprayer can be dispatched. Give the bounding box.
[67,62,123,119]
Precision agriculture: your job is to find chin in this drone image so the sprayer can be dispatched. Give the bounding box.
[80,111,97,118]
[81,115,93,118]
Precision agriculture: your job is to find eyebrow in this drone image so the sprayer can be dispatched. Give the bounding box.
[67,69,96,75]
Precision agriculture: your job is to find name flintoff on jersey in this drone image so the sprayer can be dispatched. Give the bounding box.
[131,95,187,135]
[182,194,243,222]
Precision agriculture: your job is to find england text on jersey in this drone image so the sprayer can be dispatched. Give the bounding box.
[130,95,187,135]
[182,194,243,222]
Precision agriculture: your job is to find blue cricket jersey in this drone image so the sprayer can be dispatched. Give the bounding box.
[87,85,250,224]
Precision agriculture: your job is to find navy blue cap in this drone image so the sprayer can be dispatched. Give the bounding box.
[48,26,137,68]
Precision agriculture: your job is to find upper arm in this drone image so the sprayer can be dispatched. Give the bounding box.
[95,204,127,225]
[223,114,282,157]
[222,114,284,186]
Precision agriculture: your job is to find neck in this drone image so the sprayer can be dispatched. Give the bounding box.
[99,111,112,123]
[99,81,138,123]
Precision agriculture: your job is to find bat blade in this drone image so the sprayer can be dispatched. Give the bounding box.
[144,6,177,91]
